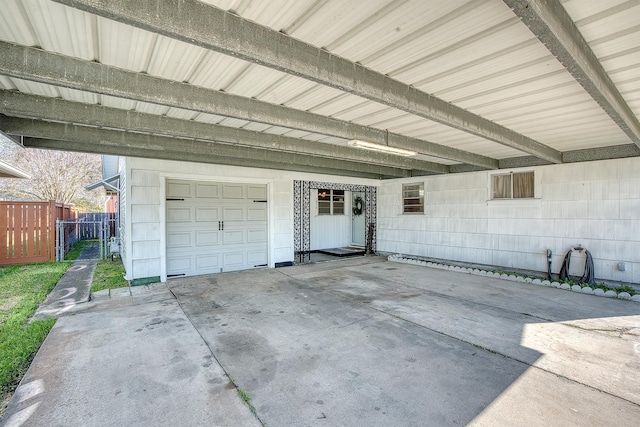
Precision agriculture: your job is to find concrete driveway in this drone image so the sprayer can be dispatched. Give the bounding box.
[3,257,640,426]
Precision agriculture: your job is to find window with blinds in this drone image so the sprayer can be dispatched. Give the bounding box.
[403,183,424,213]
[318,189,345,215]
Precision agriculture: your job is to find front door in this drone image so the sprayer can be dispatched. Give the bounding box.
[351,191,366,247]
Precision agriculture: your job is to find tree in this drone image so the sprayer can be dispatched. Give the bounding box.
[0,143,106,211]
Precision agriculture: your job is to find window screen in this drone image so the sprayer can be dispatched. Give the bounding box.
[318,189,331,214]
[403,183,424,213]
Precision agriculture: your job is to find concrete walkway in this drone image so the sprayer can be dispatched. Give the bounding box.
[32,244,99,320]
[1,282,260,427]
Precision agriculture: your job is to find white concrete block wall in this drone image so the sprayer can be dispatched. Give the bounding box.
[118,157,128,274]
[122,157,377,281]
[377,157,640,284]
[128,168,161,280]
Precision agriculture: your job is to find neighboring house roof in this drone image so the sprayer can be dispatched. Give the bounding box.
[0,1,638,178]
[0,159,30,179]
[0,128,29,178]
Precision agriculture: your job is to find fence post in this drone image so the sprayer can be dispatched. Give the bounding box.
[99,219,104,259]
[103,220,108,259]
[55,219,60,262]
[49,200,56,261]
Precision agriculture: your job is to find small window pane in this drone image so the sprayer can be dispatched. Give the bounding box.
[318,202,331,214]
[403,183,424,213]
[492,174,511,199]
[513,172,534,198]
[333,190,344,215]
[318,189,331,215]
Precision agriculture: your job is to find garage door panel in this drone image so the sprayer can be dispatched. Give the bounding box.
[167,207,192,222]
[196,183,221,199]
[248,250,267,266]
[223,252,244,268]
[167,231,192,248]
[223,184,244,199]
[247,185,267,199]
[196,254,221,271]
[248,229,267,243]
[196,207,220,222]
[248,207,267,221]
[223,207,244,221]
[196,231,220,246]
[167,181,192,198]
[223,230,244,244]
[167,256,192,274]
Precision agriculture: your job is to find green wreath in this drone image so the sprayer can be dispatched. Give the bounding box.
[352,195,364,216]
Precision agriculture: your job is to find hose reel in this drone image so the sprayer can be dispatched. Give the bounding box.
[558,245,595,285]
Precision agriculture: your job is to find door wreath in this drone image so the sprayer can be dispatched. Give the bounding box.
[352,195,364,216]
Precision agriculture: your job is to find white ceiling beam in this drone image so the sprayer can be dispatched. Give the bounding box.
[0,117,413,178]
[51,0,562,163]
[0,41,491,170]
[24,137,390,179]
[504,0,640,148]
[0,90,447,174]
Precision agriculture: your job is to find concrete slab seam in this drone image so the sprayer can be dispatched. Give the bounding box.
[273,266,640,410]
[168,290,267,426]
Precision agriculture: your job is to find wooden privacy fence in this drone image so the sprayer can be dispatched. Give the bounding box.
[0,201,76,265]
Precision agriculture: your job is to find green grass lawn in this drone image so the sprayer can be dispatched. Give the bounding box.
[91,258,129,292]
[0,262,70,401]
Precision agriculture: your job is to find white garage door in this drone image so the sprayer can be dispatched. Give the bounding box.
[166,179,268,277]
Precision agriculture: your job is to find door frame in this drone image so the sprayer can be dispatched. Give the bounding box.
[160,174,273,282]
[294,180,377,264]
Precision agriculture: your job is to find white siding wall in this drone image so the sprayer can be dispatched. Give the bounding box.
[378,157,640,284]
[118,156,129,275]
[123,157,377,281]
[130,167,161,279]
[310,190,352,250]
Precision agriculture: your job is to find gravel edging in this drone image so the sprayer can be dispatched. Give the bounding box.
[387,254,640,304]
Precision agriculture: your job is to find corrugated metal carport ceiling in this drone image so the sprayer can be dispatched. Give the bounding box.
[0,0,638,178]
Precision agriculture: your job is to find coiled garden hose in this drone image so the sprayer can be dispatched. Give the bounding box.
[558,247,595,285]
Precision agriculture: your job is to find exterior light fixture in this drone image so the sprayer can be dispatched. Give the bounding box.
[347,139,417,157]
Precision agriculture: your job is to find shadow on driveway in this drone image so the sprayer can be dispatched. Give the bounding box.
[2,256,639,426]
[170,257,640,426]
